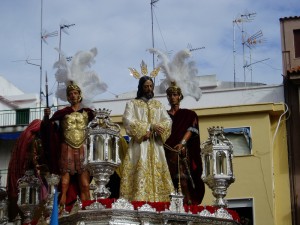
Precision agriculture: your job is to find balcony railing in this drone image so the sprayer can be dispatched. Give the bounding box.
[0,107,56,127]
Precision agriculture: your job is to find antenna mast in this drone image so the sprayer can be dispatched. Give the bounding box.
[59,23,75,60]
[233,18,238,87]
[241,12,256,86]
[40,0,43,112]
[150,0,159,85]
[233,12,257,86]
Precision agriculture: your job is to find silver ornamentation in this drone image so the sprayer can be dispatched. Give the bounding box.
[85,200,105,210]
[59,204,69,217]
[36,212,47,225]
[0,186,8,225]
[76,221,85,225]
[214,207,233,220]
[13,214,22,225]
[58,208,240,225]
[44,173,60,214]
[70,196,82,215]
[169,191,185,213]
[198,208,214,217]
[111,198,134,210]
[138,203,156,212]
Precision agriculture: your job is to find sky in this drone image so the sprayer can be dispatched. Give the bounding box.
[0,0,299,102]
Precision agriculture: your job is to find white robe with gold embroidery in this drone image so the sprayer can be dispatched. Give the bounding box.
[120,98,175,202]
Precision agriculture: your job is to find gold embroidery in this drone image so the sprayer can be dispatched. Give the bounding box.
[120,98,174,201]
[148,100,171,142]
[127,99,171,142]
[120,141,174,202]
[129,121,148,142]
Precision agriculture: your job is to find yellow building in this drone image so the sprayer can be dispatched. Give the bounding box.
[198,103,291,225]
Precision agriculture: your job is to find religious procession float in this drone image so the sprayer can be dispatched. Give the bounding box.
[0,108,240,225]
[0,48,241,225]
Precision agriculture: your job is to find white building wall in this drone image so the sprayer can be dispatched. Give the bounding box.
[0,76,24,96]
[93,84,284,116]
[0,76,39,110]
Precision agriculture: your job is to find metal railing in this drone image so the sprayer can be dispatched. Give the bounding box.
[0,107,57,127]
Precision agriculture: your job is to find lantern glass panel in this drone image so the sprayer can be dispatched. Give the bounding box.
[94,135,105,160]
[0,207,3,218]
[110,137,117,161]
[205,155,211,176]
[216,151,227,175]
[20,188,26,204]
[107,135,112,160]
[29,188,36,204]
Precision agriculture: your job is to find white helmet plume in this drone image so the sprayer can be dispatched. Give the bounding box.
[148,48,202,101]
[54,47,107,107]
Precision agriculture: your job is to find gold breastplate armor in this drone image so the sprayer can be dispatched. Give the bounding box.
[62,111,89,148]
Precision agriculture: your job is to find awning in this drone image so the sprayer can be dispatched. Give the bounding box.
[0,132,21,140]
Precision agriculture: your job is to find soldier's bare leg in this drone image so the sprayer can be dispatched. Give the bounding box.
[60,172,70,206]
[79,170,91,201]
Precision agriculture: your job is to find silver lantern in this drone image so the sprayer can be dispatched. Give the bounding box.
[84,108,121,200]
[201,126,235,208]
[17,170,41,223]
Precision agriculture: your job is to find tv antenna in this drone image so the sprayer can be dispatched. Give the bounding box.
[58,22,75,60]
[187,43,205,52]
[41,30,58,44]
[243,30,268,83]
[233,11,257,87]
[233,11,269,86]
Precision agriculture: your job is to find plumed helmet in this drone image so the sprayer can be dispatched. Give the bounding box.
[166,81,183,100]
[66,81,82,102]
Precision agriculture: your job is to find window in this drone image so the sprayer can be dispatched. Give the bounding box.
[294,29,300,58]
[227,198,254,225]
[223,127,252,156]
[16,108,30,125]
